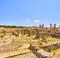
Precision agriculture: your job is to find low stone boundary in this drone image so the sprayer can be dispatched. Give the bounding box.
[37,49,56,58]
[41,41,60,52]
[30,41,60,58]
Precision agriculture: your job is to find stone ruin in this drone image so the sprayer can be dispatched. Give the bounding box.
[0,24,59,38]
[30,39,60,58]
[0,24,60,58]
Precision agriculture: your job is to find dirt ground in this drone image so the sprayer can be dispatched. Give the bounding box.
[12,52,37,58]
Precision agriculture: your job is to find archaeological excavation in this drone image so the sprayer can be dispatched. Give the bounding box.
[0,24,60,58]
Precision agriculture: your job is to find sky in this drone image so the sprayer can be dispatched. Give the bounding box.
[0,0,60,27]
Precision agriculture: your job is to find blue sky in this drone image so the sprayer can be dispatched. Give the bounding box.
[0,0,60,26]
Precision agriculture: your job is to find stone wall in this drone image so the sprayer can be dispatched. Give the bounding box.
[42,41,60,52]
[37,49,56,58]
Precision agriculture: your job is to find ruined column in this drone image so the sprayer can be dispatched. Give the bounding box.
[53,24,57,33]
[35,29,40,39]
[50,24,52,29]
[27,29,30,36]
[39,25,42,28]
[54,24,56,29]
[21,29,25,35]
[25,29,28,35]
[20,29,23,34]
[42,24,44,28]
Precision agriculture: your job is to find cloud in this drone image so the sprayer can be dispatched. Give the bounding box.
[0,24,5,25]
[34,19,40,23]
[25,19,30,22]
[57,23,60,27]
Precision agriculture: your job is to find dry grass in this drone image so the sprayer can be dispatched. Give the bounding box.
[50,48,60,58]
[45,37,60,43]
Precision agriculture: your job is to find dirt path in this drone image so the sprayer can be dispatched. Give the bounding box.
[12,52,37,58]
[0,49,31,58]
